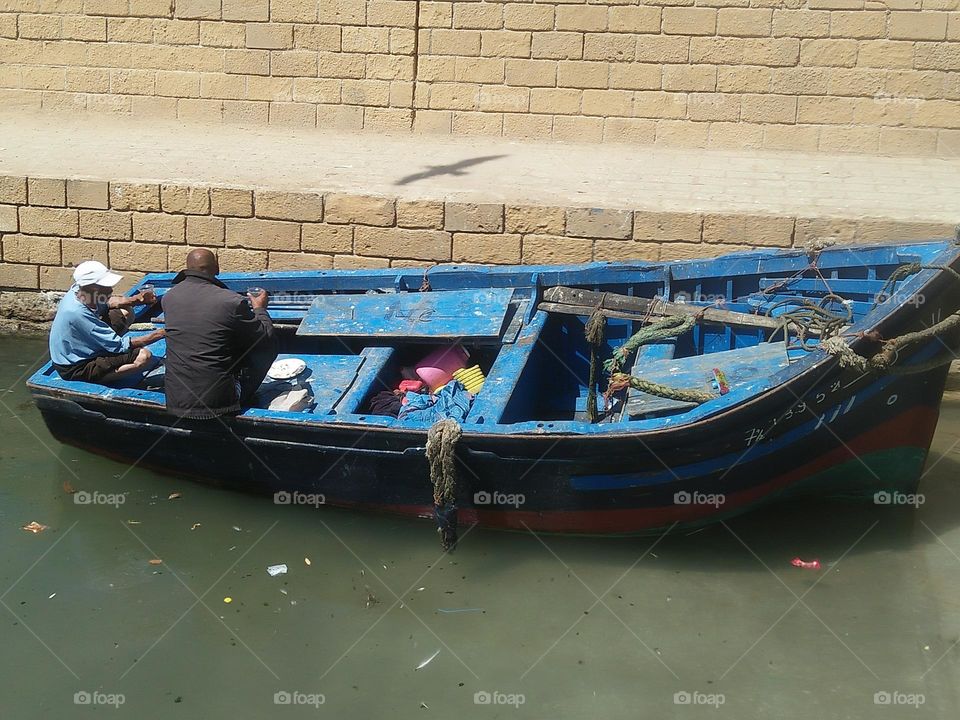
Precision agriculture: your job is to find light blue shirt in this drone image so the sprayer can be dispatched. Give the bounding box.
[49,286,130,366]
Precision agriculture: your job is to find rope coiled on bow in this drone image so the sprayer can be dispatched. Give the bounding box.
[822,311,960,375]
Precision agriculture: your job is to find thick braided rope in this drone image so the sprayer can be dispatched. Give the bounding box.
[426,419,461,506]
[609,372,718,405]
[604,314,697,375]
[822,312,960,375]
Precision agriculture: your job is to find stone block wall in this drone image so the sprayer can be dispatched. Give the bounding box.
[1,173,956,332]
[1,173,955,287]
[0,1,958,155]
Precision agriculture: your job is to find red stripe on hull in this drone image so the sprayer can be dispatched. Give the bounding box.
[335,404,940,534]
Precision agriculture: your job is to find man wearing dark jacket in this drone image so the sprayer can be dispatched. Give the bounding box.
[161,249,278,419]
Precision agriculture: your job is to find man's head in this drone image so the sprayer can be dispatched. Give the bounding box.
[73,261,122,305]
[185,248,220,277]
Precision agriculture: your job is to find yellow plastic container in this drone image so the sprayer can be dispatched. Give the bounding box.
[452,365,485,394]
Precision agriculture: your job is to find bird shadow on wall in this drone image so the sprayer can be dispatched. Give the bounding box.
[395,155,506,186]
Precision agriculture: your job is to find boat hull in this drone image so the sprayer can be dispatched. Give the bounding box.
[28,241,960,535]
[31,351,951,535]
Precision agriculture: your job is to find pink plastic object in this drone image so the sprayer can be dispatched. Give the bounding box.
[399,379,426,394]
[790,557,821,570]
[415,345,469,392]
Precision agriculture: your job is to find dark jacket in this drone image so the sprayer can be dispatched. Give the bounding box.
[162,270,275,419]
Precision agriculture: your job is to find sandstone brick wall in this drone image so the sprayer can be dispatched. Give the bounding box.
[0,174,955,301]
[0,1,958,155]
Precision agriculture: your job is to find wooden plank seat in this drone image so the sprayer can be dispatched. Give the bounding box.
[253,353,366,415]
[623,340,790,419]
[296,288,516,340]
[465,310,549,426]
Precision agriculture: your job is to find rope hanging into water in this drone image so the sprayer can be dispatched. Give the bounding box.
[426,418,461,551]
[822,311,960,375]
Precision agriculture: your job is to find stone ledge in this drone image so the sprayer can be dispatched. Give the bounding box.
[1,108,959,225]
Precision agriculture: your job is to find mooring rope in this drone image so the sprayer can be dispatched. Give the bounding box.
[604,314,697,375]
[585,310,715,410]
[822,312,960,375]
[426,418,461,551]
[766,296,852,351]
[584,297,607,423]
[608,372,718,404]
[871,262,922,310]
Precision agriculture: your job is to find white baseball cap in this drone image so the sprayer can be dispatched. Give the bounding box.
[73,260,123,287]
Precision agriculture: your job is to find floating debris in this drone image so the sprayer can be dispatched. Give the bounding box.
[21,521,48,534]
[267,564,288,577]
[148,559,163,566]
[190,523,201,530]
[127,520,141,525]
[304,557,311,566]
[232,526,241,532]
[415,649,440,670]
[436,608,483,614]
[48,593,56,599]
[168,492,182,500]
[223,597,232,604]
[62,481,76,494]
[420,702,429,709]
[790,557,821,570]
[365,586,380,608]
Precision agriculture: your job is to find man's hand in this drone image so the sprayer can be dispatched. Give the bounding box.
[108,291,157,309]
[129,328,166,349]
[132,291,158,305]
[248,289,269,310]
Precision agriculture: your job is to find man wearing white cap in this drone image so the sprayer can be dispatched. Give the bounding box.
[49,260,165,385]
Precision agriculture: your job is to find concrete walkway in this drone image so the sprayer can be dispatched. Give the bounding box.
[1,108,959,223]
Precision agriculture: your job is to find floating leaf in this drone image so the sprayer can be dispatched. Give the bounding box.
[62,481,76,494]
[21,521,48,534]
[148,559,163,566]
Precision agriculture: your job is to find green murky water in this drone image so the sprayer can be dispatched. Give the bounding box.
[2,337,959,719]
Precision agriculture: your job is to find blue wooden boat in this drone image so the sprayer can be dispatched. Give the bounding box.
[28,239,960,537]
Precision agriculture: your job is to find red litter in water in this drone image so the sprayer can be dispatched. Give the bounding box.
[791,557,821,570]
